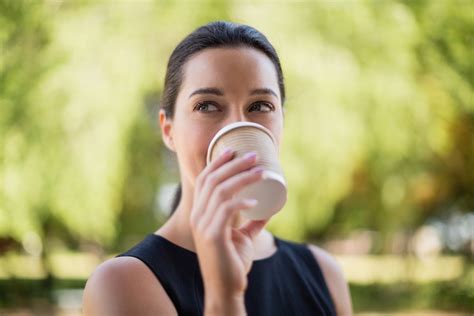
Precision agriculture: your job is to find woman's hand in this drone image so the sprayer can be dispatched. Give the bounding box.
[190,148,268,314]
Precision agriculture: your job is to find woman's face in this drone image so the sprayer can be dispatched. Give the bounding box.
[160,47,284,188]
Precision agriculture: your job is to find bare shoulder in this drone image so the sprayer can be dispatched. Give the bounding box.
[308,244,353,316]
[83,256,177,316]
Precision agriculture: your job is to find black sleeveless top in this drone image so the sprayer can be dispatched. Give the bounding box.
[118,233,336,316]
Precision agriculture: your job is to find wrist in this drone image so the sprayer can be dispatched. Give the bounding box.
[204,293,246,316]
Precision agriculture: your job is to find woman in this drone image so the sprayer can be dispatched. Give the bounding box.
[83,21,353,316]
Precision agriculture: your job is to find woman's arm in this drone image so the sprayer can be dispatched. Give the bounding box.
[308,245,353,316]
[190,149,268,316]
[204,293,247,316]
[82,257,178,316]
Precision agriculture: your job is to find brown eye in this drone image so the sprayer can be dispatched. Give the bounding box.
[194,102,219,113]
[249,102,274,113]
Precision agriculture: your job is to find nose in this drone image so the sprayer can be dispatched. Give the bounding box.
[224,109,250,126]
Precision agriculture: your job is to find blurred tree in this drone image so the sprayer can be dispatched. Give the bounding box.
[261,0,473,247]
[0,0,57,246]
[0,0,472,258]
[0,0,235,253]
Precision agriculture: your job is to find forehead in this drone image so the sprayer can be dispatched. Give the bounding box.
[180,47,279,96]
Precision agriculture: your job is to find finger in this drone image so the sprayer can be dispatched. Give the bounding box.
[209,151,260,182]
[195,152,259,222]
[195,147,235,196]
[208,198,258,237]
[200,151,259,202]
[201,167,264,227]
[205,165,263,220]
[239,219,269,241]
[200,147,235,183]
[191,148,235,224]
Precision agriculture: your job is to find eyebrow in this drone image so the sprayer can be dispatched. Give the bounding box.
[188,87,278,99]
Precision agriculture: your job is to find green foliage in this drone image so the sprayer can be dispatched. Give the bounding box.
[350,275,474,312]
[1,0,472,312]
[264,0,474,242]
[0,0,57,241]
[1,0,472,250]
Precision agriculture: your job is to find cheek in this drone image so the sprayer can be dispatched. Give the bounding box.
[175,123,215,179]
[265,117,283,150]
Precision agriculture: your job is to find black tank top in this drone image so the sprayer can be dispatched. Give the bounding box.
[118,233,336,316]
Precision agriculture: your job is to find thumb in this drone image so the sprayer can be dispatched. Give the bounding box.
[238,219,269,241]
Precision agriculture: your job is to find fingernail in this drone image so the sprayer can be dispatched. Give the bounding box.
[252,167,264,174]
[222,148,233,156]
[243,152,257,160]
[244,198,258,206]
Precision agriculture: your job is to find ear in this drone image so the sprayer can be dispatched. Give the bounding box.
[159,109,176,152]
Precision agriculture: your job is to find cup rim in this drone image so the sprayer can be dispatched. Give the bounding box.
[206,121,277,165]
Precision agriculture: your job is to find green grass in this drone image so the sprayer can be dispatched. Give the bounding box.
[0,277,86,308]
[350,281,473,313]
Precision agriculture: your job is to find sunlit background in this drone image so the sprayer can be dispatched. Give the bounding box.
[1,0,473,315]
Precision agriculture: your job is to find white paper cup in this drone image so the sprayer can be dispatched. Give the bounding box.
[206,122,287,220]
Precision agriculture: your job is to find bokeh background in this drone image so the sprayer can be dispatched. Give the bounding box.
[1,0,473,315]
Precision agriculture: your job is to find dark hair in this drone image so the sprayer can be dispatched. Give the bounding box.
[160,21,286,216]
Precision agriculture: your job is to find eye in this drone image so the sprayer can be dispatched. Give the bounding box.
[194,101,220,113]
[249,102,274,113]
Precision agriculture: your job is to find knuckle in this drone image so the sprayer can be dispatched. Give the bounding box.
[215,184,231,199]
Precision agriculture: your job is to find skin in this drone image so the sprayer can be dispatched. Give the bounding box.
[83,47,353,315]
